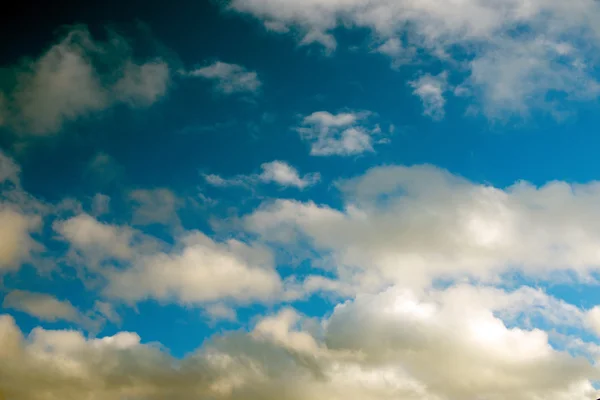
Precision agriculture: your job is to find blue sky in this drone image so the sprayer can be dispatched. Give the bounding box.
[2,1,600,399]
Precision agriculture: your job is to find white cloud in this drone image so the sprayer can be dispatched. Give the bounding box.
[245,164,600,294]
[410,72,448,120]
[204,161,319,190]
[0,152,48,273]
[300,30,338,51]
[204,303,238,322]
[259,161,320,189]
[0,282,597,400]
[103,230,283,305]
[2,150,599,400]
[376,38,416,67]
[228,0,600,116]
[113,60,171,106]
[297,111,384,156]
[1,290,112,333]
[251,307,323,355]
[54,213,139,265]
[586,306,600,338]
[55,214,285,307]
[303,111,359,128]
[0,26,171,135]
[0,204,42,273]
[323,284,598,400]
[188,61,261,94]
[377,37,403,57]
[2,290,87,325]
[466,37,600,118]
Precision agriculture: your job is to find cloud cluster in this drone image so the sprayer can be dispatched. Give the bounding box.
[0,26,170,135]
[229,0,600,116]
[53,213,285,308]
[2,128,600,399]
[0,281,598,400]
[0,151,294,316]
[246,164,600,294]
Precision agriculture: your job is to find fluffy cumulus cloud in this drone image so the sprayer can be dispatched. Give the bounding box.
[259,161,321,189]
[0,25,170,135]
[187,61,262,94]
[245,164,600,294]
[0,282,598,399]
[322,285,599,400]
[228,0,600,116]
[297,111,386,156]
[1,139,600,400]
[4,6,600,399]
[103,231,283,305]
[53,213,284,307]
[54,213,142,266]
[0,152,300,311]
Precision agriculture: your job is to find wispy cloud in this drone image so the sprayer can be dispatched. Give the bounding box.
[2,290,105,332]
[128,188,182,228]
[204,160,320,190]
[410,71,449,120]
[186,61,262,94]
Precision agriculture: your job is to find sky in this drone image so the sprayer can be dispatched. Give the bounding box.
[4,0,600,399]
